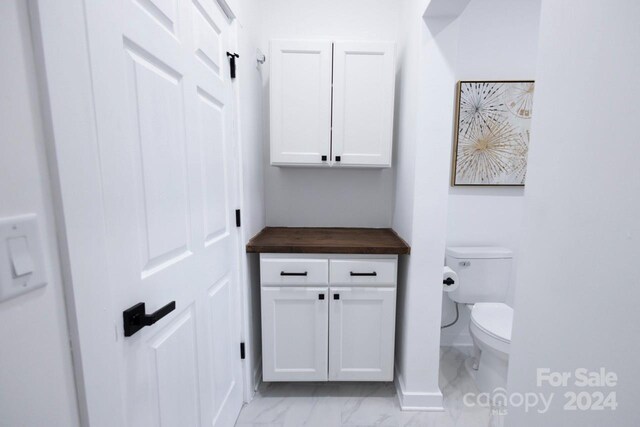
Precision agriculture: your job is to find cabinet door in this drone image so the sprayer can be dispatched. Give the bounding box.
[261,287,329,381]
[332,42,396,167]
[270,40,333,166]
[329,287,396,381]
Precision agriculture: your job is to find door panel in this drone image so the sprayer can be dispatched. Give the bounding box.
[197,88,230,246]
[262,287,329,381]
[208,276,238,426]
[123,41,192,274]
[332,42,395,167]
[270,40,333,166]
[134,0,179,34]
[149,307,200,427]
[81,0,243,425]
[329,287,396,381]
[192,0,224,77]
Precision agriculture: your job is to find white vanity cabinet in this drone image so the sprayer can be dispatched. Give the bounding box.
[260,254,397,382]
[270,40,396,168]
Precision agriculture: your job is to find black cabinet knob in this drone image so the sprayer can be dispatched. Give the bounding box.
[321,155,327,161]
[333,293,340,300]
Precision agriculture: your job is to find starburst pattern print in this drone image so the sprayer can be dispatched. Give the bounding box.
[458,82,507,137]
[508,131,529,184]
[456,121,520,184]
[505,82,535,118]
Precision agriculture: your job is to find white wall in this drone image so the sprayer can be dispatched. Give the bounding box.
[234,0,267,396]
[507,1,640,425]
[391,0,423,406]
[0,1,79,424]
[258,0,401,227]
[441,0,541,346]
[391,0,464,410]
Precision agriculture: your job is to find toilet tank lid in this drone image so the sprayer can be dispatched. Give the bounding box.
[446,246,513,259]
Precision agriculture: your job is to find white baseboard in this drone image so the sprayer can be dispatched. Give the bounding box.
[394,366,444,411]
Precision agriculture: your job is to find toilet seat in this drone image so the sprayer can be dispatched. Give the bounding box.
[470,303,513,344]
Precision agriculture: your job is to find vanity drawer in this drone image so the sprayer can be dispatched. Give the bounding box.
[261,257,329,286]
[329,258,397,286]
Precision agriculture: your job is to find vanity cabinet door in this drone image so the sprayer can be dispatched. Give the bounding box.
[328,287,396,381]
[261,287,329,381]
[270,40,333,166]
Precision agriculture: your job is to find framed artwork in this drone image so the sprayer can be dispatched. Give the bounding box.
[451,80,535,186]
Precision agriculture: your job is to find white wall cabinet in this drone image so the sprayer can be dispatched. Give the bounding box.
[270,40,396,168]
[260,254,397,382]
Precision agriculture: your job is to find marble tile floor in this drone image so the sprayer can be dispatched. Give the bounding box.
[235,346,505,427]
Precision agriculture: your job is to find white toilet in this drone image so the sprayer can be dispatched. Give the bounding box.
[445,247,514,393]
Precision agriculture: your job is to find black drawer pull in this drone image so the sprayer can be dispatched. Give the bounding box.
[350,271,377,277]
[333,293,340,300]
[280,271,308,276]
[318,293,325,300]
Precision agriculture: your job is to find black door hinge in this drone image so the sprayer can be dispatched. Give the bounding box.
[226,52,239,79]
[235,209,241,227]
[240,342,246,360]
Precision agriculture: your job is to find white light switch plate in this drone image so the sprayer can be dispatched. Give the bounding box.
[0,214,47,302]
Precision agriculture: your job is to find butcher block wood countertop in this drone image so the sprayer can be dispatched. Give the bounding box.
[246,227,411,255]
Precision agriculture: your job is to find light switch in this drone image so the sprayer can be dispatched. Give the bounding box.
[0,214,47,302]
[8,236,35,277]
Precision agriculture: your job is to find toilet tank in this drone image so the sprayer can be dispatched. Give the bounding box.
[445,247,513,304]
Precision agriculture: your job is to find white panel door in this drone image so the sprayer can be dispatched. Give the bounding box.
[261,287,329,381]
[270,40,333,166]
[329,287,396,381]
[81,0,243,425]
[332,42,396,167]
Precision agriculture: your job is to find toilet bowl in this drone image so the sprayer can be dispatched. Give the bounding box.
[468,302,513,393]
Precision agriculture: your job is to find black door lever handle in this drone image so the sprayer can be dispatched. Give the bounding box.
[123,301,176,337]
